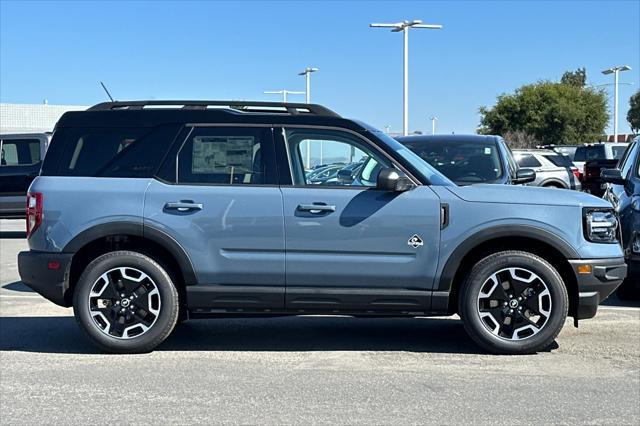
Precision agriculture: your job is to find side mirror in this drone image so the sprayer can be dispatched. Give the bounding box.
[513,168,536,184]
[601,168,626,185]
[377,168,413,192]
[336,168,354,183]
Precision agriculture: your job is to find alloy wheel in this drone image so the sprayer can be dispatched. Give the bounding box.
[476,267,552,341]
[87,267,161,339]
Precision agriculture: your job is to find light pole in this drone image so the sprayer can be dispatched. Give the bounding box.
[263,89,305,103]
[602,65,631,142]
[384,125,392,134]
[298,67,319,104]
[370,20,442,136]
[430,116,438,135]
[298,67,319,167]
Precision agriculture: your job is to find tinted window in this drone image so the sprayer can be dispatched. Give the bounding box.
[612,146,627,159]
[619,142,637,179]
[543,153,572,167]
[0,139,40,166]
[574,146,605,161]
[515,154,542,168]
[171,127,275,185]
[45,125,180,177]
[403,139,503,185]
[284,128,389,187]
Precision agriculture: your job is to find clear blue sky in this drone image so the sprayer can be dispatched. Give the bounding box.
[1,0,639,135]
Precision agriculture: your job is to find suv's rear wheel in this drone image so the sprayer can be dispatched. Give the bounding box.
[459,251,568,354]
[73,251,179,353]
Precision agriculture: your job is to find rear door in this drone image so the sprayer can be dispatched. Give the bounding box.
[144,125,285,313]
[277,127,441,313]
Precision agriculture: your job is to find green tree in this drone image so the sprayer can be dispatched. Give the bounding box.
[628,90,640,134]
[560,67,587,87]
[479,70,608,146]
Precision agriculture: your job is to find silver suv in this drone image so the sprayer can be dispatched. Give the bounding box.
[514,149,581,190]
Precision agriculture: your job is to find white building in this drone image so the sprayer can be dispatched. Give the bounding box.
[0,102,88,134]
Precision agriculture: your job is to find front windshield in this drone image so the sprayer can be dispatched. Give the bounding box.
[370,131,454,186]
[400,139,504,185]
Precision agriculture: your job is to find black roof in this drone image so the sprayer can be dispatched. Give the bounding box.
[395,134,501,144]
[56,100,367,130]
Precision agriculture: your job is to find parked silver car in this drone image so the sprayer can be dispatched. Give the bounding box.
[513,149,582,190]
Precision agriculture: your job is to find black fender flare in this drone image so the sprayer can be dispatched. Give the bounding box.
[436,224,579,292]
[63,221,197,285]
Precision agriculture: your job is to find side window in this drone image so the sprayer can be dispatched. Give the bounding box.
[172,127,276,185]
[620,143,638,179]
[45,125,180,178]
[284,128,389,187]
[515,154,542,168]
[0,139,40,166]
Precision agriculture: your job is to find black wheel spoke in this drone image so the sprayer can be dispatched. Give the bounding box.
[87,266,161,340]
[477,267,552,341]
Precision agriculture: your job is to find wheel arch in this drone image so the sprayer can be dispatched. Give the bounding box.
[63,222,197,305]
[540,178,568,188]
[436,225,579,318]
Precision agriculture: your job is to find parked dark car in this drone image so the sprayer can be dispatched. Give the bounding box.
[573,142,628,180]
[583,159,620,197]
[395,135,535,186]
[602,137,640,299]
[0,133,50,218]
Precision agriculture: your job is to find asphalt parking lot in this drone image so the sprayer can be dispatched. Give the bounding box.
[0,219,639,425]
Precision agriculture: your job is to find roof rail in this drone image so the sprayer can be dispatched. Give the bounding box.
[87,100,341,117]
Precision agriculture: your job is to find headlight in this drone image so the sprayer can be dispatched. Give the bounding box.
[583,208,619,243]
[633,234,640,254]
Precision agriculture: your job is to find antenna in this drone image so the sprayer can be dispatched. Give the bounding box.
[99,81,115,102]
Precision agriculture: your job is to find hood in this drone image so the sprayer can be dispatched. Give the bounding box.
[447,184,613,208]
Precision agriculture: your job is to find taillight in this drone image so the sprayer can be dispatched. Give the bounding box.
[26,192,43,238]
[571,168,581,180]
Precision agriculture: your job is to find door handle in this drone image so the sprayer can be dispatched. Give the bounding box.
[164,201,203,212]
[297,203,336,214]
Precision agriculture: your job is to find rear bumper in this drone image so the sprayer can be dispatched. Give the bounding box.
[569,257,627,319]
[18,251,73,307]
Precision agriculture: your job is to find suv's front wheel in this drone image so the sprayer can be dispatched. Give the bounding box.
[73,251,179,353]
[459,251,568,354]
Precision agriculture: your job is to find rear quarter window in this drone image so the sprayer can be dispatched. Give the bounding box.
[514,154,542,168]
[42,124,181,177]
[543,153,572,167]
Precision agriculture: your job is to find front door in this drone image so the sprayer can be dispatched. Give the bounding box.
[279,127,441,313]
[144,125,285,313]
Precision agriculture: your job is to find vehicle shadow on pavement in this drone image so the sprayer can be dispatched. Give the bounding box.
[2,281,33,292]
[601,294,640,308]
[0,231,25,238]
[0,316,494,355]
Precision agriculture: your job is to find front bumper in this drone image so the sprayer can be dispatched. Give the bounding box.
[18,251,73,307]
[569,257,627,319]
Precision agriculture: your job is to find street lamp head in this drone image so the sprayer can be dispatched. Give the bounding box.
[602,65,632,75]
[299,67,319,75]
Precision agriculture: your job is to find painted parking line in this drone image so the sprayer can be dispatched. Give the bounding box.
[599,305,640,312]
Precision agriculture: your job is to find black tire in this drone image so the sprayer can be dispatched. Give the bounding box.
[73,251,179,353]
[459,250,568,355]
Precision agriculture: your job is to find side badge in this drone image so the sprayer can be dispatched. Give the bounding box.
[408,234,424,248]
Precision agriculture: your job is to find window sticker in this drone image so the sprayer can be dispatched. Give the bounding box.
[192,136,255,174]
[484,147,492,155]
